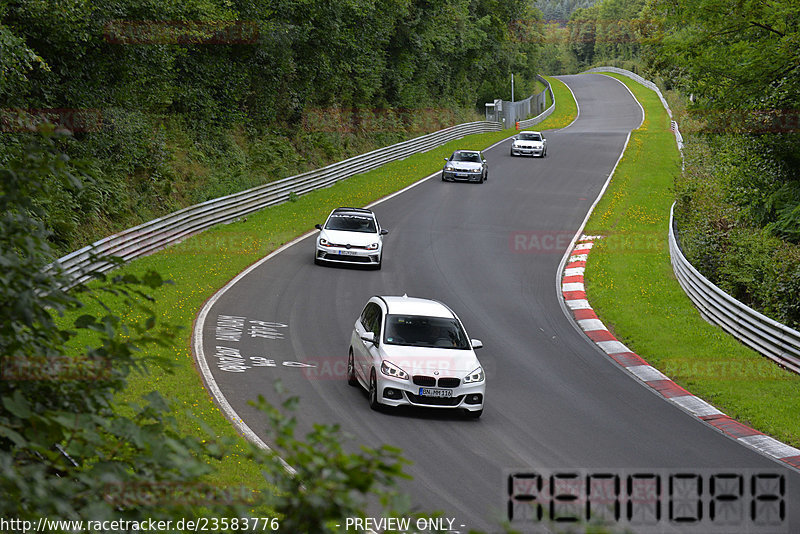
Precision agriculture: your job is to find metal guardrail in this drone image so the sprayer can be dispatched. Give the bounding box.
[517,75,555,129]
[590,67,800,375]
[52,120,501,287]
[669,204,800,374]
[584,67,683,152]
[499,75,555,129]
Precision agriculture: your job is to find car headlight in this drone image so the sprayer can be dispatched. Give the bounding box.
[463,366,484,383]
[367,242,379,250]
[380,360,409,380]
[319,238,332,247]
[444,164,454,171]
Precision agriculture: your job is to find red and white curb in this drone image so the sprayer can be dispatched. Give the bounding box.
[561,234,800,473]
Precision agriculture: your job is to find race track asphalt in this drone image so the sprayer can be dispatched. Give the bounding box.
[196,73,799,533]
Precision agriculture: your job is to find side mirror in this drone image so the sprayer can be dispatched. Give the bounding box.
[360,332,376,344]
[512,136,518,140]
[471,339,483,349]
[314,224,322,230]
[380,229,389,235]
[444,158,450,162]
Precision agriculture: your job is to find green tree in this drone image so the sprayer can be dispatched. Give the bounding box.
[0,129,409,529]
[652,0,800,110]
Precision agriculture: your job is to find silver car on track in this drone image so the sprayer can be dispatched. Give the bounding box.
[442,150,488,183]
[510,131,547,157]
[348,295,485,418]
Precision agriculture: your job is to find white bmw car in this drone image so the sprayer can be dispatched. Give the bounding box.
[348,295,485,418]
[314,207,388,269]
[510,131,547,157]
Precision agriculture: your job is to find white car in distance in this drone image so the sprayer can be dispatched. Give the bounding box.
[510,131,547,157]
[348,295,485,418]
[314,207,388,269]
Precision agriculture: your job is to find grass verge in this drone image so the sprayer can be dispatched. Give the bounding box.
[541,75,576,129]
[62,83,579,487]
[583,73,800,447]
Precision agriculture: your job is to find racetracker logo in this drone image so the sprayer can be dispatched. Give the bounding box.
[302,107,456,134]
[508,19,659,44]
[102,481,255,507]
[303,355,493,380]
[1,354,111,381]
[510,231,574,254]
[103,20,259,45]
[0,108,103,133]
[511,231,666,255]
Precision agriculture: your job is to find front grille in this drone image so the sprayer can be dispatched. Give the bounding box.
[406,393,464,406]
[413,375,436,386]
[329,243,368,249]
[437,377,460,388]
[322,253,372,263]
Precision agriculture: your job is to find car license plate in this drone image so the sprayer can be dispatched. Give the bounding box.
[338,250,358,255]
[455,173,468,178]
[419,388,452,398]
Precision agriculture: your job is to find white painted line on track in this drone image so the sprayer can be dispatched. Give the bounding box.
[670,396,724,418]
[603,74,645,130]
[563,267,585,277]
[192,131,518,479]
[595,340,631,354]
[577,318,606,332]
[561,282,585,292]
[565,299,592,310]
[739,435,800,460]
[553,76,581,131]
[626,365,668,382]
[556,72,800,475]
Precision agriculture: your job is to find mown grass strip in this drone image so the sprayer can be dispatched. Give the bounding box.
[62,83,578,487]
[583,73,800,448]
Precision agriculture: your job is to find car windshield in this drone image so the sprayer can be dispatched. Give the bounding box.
[383,315,470,349]
[518,132,542,141]
[450,152,481,163]
[325,213,377,233]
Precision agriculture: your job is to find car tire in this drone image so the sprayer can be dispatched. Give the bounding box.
[368,369,382,411]
[347,350,359,387]
[464,408,483,419]
[484,171,488,181]
[314,257,322,266]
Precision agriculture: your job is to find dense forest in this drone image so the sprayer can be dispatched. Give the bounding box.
[534,0,596,22]
[1,0,543,254]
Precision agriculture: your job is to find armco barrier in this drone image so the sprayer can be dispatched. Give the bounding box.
[669,204,800,374]
[589,66,799,375]
[499,74,555,129]
[51,120,501,287]
[584,67,683,152]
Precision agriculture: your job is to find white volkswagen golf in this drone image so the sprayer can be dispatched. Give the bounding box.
[348,295,485,418]
[314,207,388,269]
